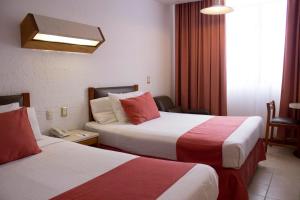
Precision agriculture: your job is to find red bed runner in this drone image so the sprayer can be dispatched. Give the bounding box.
[177,116,247,167]
[51,157,195,200]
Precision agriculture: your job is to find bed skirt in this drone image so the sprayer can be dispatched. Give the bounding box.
[215,139,266,200]
[98,139,266,200]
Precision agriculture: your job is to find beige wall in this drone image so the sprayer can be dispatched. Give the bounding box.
[0,0,173,132]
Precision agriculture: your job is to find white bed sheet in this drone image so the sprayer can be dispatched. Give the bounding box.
[85,112,263,168]
[0,136,218,200]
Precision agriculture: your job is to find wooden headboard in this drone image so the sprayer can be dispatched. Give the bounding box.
[0,93,30,107]
[88,85,138,121]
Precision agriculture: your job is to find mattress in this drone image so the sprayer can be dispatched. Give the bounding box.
[0,136,218,200]
[85,112,263,168]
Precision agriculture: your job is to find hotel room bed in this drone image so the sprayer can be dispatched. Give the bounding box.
[0,136,218,200]
[87,85,266,200]
[86,111,263,168]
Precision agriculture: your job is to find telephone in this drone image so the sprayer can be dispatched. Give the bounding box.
[49,128,71,138]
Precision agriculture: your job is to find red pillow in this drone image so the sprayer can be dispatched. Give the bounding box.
[0,108,41,164]
[120,92,160,125]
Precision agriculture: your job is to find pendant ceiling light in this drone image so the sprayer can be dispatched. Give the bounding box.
[200,0,233,15]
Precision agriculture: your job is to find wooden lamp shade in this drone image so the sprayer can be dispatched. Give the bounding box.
[20,13,105,53]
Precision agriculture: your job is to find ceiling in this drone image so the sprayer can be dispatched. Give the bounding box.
[156,0,200,5]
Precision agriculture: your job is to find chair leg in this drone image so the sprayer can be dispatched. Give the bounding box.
[265,125,270,152]
[270,127,274,147]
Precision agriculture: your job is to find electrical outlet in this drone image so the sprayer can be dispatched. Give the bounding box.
[46,111,53,120]
[61,107,68,117]
[147,75,151,84]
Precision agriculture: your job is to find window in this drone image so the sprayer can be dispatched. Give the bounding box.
[226,0,287,118]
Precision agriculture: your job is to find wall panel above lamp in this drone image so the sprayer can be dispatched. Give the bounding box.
[20,13,105,53]
[200,0,233,15]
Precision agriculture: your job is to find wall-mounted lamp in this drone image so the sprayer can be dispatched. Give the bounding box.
[20,13,105,53]
[200,0,233,15]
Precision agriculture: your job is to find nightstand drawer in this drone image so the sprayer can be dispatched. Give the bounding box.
[78,137,98,146]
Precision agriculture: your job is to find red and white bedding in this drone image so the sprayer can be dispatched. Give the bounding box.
[85,112,264,168]
[0,136,218,200]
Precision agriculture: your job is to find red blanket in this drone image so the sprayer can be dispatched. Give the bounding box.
[51,157,195,200]
[177,116,247,167]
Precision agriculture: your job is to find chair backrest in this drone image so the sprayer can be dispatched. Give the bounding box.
[266,100,276,124]
[154,96,175,112]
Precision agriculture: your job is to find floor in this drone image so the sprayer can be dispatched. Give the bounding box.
[248,146,300,200]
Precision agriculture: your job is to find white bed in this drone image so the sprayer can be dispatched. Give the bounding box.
[85,112,263,168]
[0,135,218,200]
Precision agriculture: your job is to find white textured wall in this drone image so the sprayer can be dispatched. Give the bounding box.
[0,0,173,132]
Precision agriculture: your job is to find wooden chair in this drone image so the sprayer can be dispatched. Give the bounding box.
[265,100,300,152]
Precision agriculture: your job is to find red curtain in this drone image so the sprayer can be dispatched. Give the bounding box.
[175,0,227,116]
[279,0,300,128]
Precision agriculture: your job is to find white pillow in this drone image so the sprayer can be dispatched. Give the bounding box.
[26,107,42,140]
[0,104,42,140]
[90,97,117,124]
[0,103,19,113]
[108,91,144,122]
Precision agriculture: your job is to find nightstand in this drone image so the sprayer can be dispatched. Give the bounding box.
[63,130,99,146]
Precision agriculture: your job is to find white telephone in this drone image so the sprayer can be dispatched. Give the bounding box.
[49,128,71,138]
